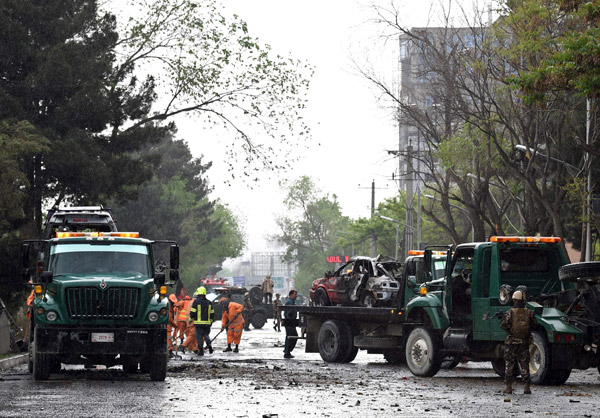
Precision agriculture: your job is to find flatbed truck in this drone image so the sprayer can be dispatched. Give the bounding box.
[282,236,597,385]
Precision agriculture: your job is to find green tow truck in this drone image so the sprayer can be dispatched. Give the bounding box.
[22,231,179,381]
[282,236,593,385]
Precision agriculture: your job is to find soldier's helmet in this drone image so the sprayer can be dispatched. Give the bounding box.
[512,289,525,302]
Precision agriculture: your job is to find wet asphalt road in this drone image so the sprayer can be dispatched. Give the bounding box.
[2,323,600,417]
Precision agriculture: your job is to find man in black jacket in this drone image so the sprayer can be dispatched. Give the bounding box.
[283,290,298,359]
[189,286,214,356]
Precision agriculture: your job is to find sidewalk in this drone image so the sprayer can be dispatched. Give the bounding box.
[0,354,28,371]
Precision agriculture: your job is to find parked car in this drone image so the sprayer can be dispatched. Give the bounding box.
[309,255,402,307]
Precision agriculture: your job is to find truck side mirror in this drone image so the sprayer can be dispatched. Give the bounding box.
[21,243,30,279]
[154,272,166,288]
[169,269,179,283]
[170,245,179,270]
[41,271,53,284]
[407,276,417,288]
[415,261,425,283]
[423,250,432,275]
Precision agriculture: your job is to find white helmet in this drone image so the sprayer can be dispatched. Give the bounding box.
[512,290,525,301]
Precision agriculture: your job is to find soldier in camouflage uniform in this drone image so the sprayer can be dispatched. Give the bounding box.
[243,292,253,331]
[500,289,537,394]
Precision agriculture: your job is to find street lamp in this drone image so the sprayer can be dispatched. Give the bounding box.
[424,194,475,241]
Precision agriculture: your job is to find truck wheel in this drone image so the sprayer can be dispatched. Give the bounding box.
[122,356,138,373]
[441,358,460,369]
[314,288,331,306]
[251,311,267,329]
[28,337,34,373]
[530,331,551,385]
[405,327,442,377]
[491,357,519,377]
[318,320,349,362]
[559,261,600,282]
[384,349,405,365]
[32,340,51,381]
[337,321,357,363]
[547,368,571,385]
[149,354,167,381]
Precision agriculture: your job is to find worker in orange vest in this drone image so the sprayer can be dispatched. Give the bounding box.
[176,295,193,352]
[219,297,245,353]
[182,320,198,353]
[167,294,178,356]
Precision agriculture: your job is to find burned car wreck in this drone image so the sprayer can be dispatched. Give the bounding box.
[309,255,402,307]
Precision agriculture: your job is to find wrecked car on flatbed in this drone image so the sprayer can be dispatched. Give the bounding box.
[309,255,402,307]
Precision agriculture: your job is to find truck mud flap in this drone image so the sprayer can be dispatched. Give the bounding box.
[551,343,573,369]
[354,335,401,349]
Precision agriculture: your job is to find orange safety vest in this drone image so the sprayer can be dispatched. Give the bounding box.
[176,298,192,322]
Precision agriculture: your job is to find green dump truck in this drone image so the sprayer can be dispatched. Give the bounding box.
[22,231,179,381]
[282,236,593,385]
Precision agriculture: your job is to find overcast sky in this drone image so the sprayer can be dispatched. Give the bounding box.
[177,0,490,258]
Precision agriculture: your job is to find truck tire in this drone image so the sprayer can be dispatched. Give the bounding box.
[32,340,51,381]
[384,349,405,365]
[122,356,138,373]
[251,311,267,329]
[405,327,442,377]
[249,287,263,305]
[337,321,357,363]
[318,320,349,362]
[491,357,519,378]
[149,354,167,381]
[530,331,551,385]
[28,338,33,374]
[441,358,460,370]
[559,261,600,282]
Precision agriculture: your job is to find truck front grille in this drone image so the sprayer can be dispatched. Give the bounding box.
[66,287,141,320]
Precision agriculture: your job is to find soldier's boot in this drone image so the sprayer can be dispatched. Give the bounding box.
[502,383,512,394]
[523,383,531,394]
[207,345,214,354]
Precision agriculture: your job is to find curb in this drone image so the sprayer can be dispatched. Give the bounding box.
[0,354,28,371]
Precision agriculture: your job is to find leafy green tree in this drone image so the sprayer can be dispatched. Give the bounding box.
[0,0,169,235]
[106,0,313,178]
[0,120,49,309]
[272,176,350,294]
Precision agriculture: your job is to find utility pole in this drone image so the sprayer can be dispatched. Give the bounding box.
[370,180,377,257]
[405,145,414,258]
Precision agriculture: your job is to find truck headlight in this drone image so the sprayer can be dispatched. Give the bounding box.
[46,311,58,321]
[148,311,159,322]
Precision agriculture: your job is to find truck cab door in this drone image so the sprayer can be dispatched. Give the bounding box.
[472,247,493,339]
[447,247,475,325]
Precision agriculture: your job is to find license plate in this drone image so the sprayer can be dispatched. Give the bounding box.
[91,332,114,343]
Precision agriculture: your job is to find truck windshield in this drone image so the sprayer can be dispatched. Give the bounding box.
[49,243,151,277]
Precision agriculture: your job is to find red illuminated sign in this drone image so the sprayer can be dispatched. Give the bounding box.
[326,255,350,263]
